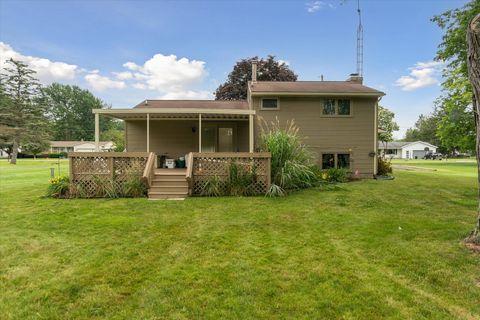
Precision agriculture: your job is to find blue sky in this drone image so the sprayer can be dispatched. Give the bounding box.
[0,0,468,138]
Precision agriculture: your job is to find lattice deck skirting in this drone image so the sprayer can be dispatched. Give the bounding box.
[69,152,149,197]
[69,152,271,198]
[190,152,271,196]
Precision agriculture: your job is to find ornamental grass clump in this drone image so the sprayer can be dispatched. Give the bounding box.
[227,161,257,196]
[259,117,318,196]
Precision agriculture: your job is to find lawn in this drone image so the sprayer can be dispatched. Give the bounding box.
[0,159,479,319]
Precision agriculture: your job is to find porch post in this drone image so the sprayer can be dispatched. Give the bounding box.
[146,113,150,153]
[95,113,100,151]
[198,113,202,152]
[249,114,254,153]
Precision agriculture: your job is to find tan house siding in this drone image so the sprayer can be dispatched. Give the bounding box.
[252,96,377,177]
[126,119,249,157]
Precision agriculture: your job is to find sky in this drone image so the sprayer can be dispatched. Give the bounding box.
[0,0,469,138]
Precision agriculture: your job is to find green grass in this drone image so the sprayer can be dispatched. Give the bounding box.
[392,158,477,177]
[1,159,479,319]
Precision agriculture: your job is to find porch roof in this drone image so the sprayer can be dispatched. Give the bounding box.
[92,107,254,120]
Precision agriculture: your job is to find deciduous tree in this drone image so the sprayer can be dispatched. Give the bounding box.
[466,13,480,245]
[44,83,116,141]
[377,106,399,155]
[432,0,480,155]
[215,55,297,100]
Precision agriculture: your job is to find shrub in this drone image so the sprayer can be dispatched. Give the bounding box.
[377,157,393,176]
[46,176,70,198]
[227,161,257,196]
[122,174,147,197]
[320,168,349,183]
[259,117,318,196]
[200,175,224,197]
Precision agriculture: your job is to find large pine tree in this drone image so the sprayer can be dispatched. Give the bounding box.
[0,59,50,164]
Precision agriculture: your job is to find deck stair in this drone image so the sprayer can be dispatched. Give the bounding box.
[148,168,188,200]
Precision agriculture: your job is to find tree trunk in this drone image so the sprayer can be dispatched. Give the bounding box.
[10,140,18,165]
[466,13,480,244]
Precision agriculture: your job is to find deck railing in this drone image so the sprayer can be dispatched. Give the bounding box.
[142,152,156,188]
[68,152,150,197]
[185,152,194,196]
[190,152,271,195]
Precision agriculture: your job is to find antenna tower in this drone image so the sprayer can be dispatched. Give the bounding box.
[356,0,363,77]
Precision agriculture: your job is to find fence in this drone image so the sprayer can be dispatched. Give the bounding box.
[190,152,271,195]
[68,152,149,197]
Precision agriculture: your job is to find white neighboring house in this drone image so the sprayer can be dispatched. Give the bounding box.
[50,141,115,153]
[378,141,438,159]
[0,149,9,158]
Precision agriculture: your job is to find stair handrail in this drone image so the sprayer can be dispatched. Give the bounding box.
[142,152,156,187]
[185,152,194,195]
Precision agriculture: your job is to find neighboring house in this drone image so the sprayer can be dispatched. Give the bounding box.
[378,141,437,159]
[0,149,9,158]
[91,63,385,178]
[50,141,115,153]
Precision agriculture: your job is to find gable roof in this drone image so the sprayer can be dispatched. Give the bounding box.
[50,141,112,147]
[378,141,437,149]
[249,81,385,96]
[134,100,249,110]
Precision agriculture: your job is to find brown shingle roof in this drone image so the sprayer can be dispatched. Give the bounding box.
[134,100,249,110]
[249,81,384,95]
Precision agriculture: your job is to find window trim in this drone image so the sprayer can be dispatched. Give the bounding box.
[260,97,280,110]
[320,99,353,117]
[320,151,353,170]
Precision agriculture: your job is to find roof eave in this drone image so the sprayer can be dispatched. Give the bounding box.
[92,108,256,115]
[250,91,385,97]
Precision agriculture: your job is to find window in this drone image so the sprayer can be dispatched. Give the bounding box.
[337,154,350,169]
[322,99,351,116]
[338,99,351,115]
[322,153,351,169]
[261,98,279,109]
[322,153,335,169]
[322,99,336,115]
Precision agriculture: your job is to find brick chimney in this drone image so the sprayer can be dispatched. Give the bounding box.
[347,73,363,84]
[251,60,258,83]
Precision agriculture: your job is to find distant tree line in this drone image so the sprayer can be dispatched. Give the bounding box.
[0,58,125,164]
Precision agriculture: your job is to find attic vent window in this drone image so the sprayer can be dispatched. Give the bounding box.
[261,98,279,110]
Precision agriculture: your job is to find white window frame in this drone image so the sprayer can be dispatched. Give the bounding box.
[260,98,280,110]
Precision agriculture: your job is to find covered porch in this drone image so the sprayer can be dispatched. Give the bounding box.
[93,107,256,161]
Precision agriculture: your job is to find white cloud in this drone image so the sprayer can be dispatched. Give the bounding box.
[305,1,334,13]
[394,61,443,91]
[0,42,78,83]
[0,41,213,100]
[113,71,133,80]
[85,73,125,91]
[159,90,212,100]
[123,53,207,93]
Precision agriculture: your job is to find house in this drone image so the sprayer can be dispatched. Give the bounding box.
[0,149,9,158]
[50,141,115,153]
[378,141,437,159]
[90,63,384,179]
